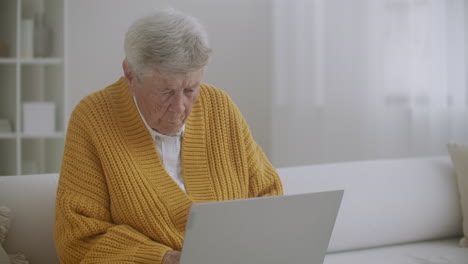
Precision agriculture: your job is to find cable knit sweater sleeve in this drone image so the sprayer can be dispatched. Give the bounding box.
[203,85,283,198]
[234,97,283,198]
[54,101,172,264]
[243,119,283,198]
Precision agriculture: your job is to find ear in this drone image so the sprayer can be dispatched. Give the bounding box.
[122,60,137,96]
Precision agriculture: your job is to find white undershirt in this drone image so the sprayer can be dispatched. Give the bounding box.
[133,97,186,192]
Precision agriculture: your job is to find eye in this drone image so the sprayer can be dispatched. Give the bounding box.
[184,88,194,94]
[160,90,173,96]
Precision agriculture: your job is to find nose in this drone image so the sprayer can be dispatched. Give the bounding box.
[169,91,185,113]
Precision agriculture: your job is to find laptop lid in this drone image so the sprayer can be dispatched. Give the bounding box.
[180,190,343,264]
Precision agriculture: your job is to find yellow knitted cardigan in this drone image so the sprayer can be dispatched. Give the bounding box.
[54,77,283,264]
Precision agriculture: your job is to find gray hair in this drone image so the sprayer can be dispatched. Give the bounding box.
[124,8,212,77]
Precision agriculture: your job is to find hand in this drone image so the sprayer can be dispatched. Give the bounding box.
[162,250,181,264]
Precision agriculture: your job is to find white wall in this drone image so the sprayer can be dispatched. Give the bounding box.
[67,0,273,154]
[68,0,468,168]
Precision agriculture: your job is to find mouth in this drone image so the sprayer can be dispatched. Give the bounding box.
[165,115,185,124]
[166,121,180,125]
[159,120,184,130]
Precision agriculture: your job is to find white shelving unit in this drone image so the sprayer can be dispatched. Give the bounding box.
[0,0,66,176]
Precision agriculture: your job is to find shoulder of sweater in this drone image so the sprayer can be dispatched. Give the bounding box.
[199,83,239,110]
[200,83,229,99]
[199,83,249,129]
[70,87,113,124]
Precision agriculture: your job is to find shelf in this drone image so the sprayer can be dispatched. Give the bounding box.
[0,0,17,59]
[0,0,65,176]
[0,133,16,139]
[0,139,16,175]
[0,58,17,64]
[20,132,64,138]
[19,58,63,65]
[0,58,63,65]
[22,137,64,174]
[0,133,65,139]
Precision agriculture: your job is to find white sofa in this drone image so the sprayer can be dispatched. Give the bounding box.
[278,156,468,264]
[0,156,467,263]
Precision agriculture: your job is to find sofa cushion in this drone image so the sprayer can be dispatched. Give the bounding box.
[277,156,462,253]
[0,206,9,245]
[0,207,9,264]
[448,143,468,247]
[0,174,60,264]
[0,246,9,264]
[324,238,468,264]
[0,206,29,264]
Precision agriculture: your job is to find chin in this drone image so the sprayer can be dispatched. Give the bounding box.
[163,126,183,136]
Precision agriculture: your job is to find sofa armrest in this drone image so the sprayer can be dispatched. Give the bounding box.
[0,174,60,264]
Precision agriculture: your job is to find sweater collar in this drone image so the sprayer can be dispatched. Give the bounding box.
[108,77,215,231]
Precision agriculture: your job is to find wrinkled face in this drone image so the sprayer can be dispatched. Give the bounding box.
[124,63,203,135]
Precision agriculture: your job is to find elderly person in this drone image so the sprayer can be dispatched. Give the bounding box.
[54,9,283,264]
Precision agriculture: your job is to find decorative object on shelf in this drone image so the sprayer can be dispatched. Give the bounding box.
[33,12,52,57]
[20,18,34,58]
[23,102,55,135]
[0,119,12,133]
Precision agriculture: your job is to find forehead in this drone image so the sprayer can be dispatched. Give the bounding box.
[141,69,204,90]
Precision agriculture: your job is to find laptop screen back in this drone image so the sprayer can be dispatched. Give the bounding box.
[180,190,343,264]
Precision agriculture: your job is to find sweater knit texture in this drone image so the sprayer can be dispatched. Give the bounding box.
[54,77,283,264]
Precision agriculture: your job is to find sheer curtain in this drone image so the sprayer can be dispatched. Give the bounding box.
[271,0,468,167]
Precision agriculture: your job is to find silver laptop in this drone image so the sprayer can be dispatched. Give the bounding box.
[180,190,343,264]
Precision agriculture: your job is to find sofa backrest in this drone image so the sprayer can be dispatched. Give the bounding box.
[277,156,462,253]
[0,156,461,262]
[0,174,60,264]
